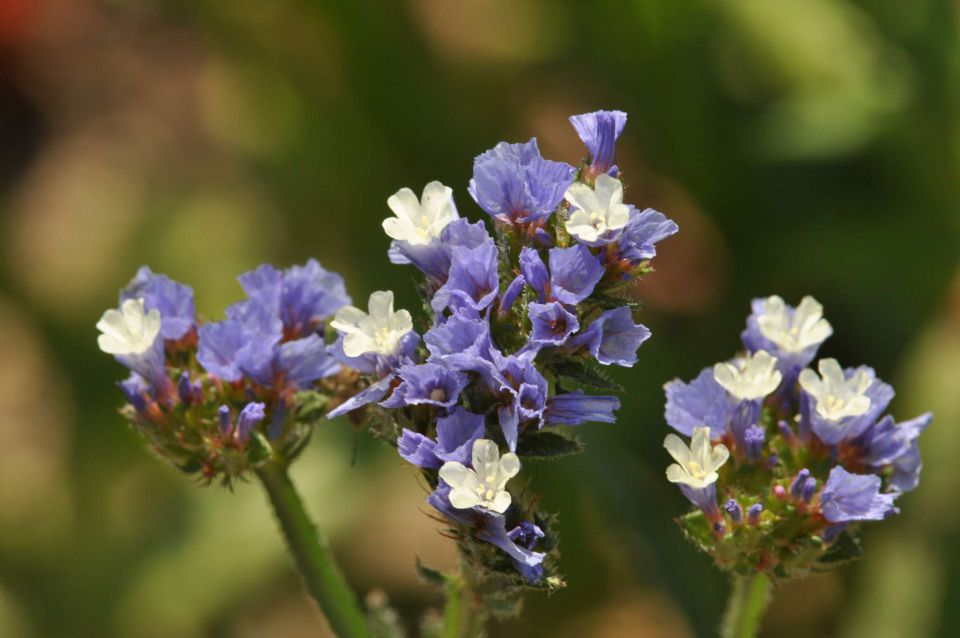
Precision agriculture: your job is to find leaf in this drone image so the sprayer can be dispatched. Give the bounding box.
[818,530,863,565]
[516,430,584,459]
[552,358,623,392]
[415,557,448,586]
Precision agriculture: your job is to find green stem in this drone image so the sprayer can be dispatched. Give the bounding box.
[256,460,371,638]
[442,574,464,638]
[721,572,772,638]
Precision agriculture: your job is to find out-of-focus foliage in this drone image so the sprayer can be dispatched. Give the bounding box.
[0,0,957,636]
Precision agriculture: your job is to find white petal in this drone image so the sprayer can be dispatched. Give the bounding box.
[448,488,482,510]
[665,463,688,484]
[471,439,500,470]
[499,452,521,480]
[367,291,395,322]
[663,433,692,466]
[341,333,375,358]
[97,333,127,355]
[382,216,417,243]
[331,306,367,332]
[565,220,601,243]
[593,174,623,209]
[798,368,821,396]
[391,308,413,336]
[490,490,512,513]
[709,443,730,472]
[387,188,421,223]
[439,462,473,489]
[606,204,631,231]
[564,182,600,213]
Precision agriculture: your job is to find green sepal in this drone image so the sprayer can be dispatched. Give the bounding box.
[516,429,585,459]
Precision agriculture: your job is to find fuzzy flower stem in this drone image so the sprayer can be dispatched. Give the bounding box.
[721,572,771,638]
[442,572,466,638]
[256,459,371,638]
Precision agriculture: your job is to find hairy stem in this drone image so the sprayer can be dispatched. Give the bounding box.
[256,460,371,638]
[721,572,772,638]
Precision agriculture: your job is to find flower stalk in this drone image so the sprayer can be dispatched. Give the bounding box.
[721,572,771,638]
[256,458,371,638]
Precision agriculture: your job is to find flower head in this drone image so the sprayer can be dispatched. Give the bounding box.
[120,267,195,340]
[569,109,627,176]
[439,439,520,513]
[755,296,832,354]
[664,427,730,489]
[819,466,899,523]
[563,174,631,244]
[713,350,782,401]
[331,291,413,357]
[97,298,162,356]
[799,358,873,421]
[383,181,458,246]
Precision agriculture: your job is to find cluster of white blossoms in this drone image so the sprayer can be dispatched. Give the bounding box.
[799,358,873,422]
[563,174,631,243]
[331,290,414,357]
[439,439,521,513]
[96,298,161,356]
[713,350,783,401]
[665,427,730,489]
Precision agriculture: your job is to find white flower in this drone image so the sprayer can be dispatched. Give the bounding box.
[439,439,520,513]
[331,290,413,357]
[799,358,873,421]
[96,298,162,356]
[713,350,782,401]
[382,181,457,246]
[756,295,832,353]
[664,426,729,489]
[563,174,631,243]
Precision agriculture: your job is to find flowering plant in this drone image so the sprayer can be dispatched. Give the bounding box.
[96,110,678,635]
[663,295,932,635]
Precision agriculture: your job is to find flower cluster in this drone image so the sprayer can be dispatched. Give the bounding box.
[328,109,678,598]
[663,295,932,578]
[97,262,355,482]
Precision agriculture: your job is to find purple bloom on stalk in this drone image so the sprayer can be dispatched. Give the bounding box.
[118,373,149,413]
[857,412,932,492]
[724,499,743,524]
[568,306,651,367]
[380,363,469,409]
[528,302,580,346]
[477,515,547,583]
[389,219,493,283]
[819,466,899,523]
[431,242,500,313]
[570,110,627,177]
[489,354,549,451]
[120,267,196,340]
[327,376,396,419]
[468,138,575,225]
[508,520,545,550]
[238,259,351,339]
[746,503,763,525]
[500,275,526,314]
[544,391,620,426]
[235,402,266,442]
[519,247,550,302]
[617,208,679,265]
[664,367,731,439]
[435,408,486,465]
[547,245,605,306]
[397,430,441,469]
[743,424,765,461]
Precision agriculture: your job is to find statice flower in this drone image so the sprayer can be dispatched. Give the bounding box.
[664,295,932,579]
[329,110,677,602]
[98,261,355,485]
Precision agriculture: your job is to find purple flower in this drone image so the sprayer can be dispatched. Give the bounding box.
[819,466,899,523]
[547,245,605,306]
[435,408,486,465]
[487,353,548,450]
[724,499,743,523]
[477,514,546,583]
[468,138,575,225]
[544,391,619,426]
[120,267,196,341]
[857,412,932,492]
[431,242,500,313]
[617,208,678,265]
[746,503,763,525]
[568,306,651,367]
[118,373,149,413]
[397,430,441,469]
[800,365,895,445]
[380,363,469,409]
[389,219,493,283]
[327,376,396,419]
[499,274,526,315]
[528,302,579,346]
[664,367,732,439]
[275,334,340,387]
[177,371,202,405]
[569,110,627,177]
[238,259,350,339]
[508,520,545,550]
[519,247,550,303]
[743,424,765,461]
[679,483,719,518]
[236,402,266,442]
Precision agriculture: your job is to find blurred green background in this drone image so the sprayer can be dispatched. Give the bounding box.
[1,0,958,636]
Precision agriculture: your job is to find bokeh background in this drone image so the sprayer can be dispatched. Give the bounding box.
[1,0,958,636]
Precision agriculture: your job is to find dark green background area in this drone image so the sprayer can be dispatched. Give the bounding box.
[0,1,958,636]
